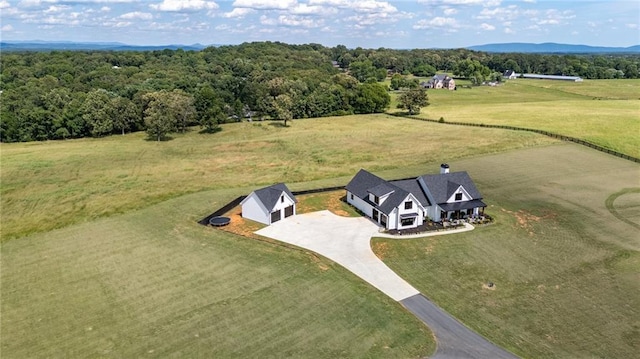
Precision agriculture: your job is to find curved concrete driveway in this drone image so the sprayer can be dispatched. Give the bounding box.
[256,210,518,359]
[257,210,419,301]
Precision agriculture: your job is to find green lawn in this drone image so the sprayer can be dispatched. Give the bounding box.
[1,187,433,358]
[0,115,555,241]
[373,144,640,358]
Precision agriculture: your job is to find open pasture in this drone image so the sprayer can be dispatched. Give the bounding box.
[0,115,554,241]
[398,79,640,158]
[373,144,640,358]
[0,187,434,358]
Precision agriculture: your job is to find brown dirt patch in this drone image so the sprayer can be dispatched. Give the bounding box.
[482,283,497,291]
[372,241,389,260]
[218,206,264,239]
[500,208,557,236]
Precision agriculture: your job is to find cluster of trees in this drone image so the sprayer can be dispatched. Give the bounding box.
[1,42,390,142]
[1,41,638,142]
[332,46,640,80]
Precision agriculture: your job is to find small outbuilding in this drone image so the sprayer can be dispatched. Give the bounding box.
[241,183,297,225]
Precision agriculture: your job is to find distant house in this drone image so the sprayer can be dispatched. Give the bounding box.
[423,74,456,90]
[241,183,297,225]
[522,73,583,82]
[503,70,519,79]
[345,164,486,230]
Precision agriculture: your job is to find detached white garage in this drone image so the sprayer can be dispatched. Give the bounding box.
[240,183,297,225]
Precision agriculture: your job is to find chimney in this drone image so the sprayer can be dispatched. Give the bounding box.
[440,163,450,174]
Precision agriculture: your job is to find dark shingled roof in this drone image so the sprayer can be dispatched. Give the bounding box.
[419,171,482,204]
[346,169,412,216]
[253,183,297,212]
[390,178,431,207]
[368,183,396,197]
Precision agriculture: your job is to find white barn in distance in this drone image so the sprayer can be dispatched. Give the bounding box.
[241,183,297,225]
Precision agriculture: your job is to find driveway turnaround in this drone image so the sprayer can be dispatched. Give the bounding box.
[255,210,519,359]
[256,210,419,301]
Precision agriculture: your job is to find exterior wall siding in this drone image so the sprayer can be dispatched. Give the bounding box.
[347,191,374,217]
[241,194,270,225]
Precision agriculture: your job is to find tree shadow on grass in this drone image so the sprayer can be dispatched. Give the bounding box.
[144,135,175,142]
[198,127,223,135]
[268,121,289,128]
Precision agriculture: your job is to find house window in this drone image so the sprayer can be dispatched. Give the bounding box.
[350,193,354,200]
[455,193,462,201]
[281,195,284,203]
[373,195,380,205]
[404,201,412,210]
[401,217,415,226]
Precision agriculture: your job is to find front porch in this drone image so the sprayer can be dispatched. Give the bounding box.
[439,199,486,221]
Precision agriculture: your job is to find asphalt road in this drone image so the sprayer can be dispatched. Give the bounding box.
[401,294,519,359]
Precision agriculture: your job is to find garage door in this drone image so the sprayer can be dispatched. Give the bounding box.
[284,205,294,218]
[270,210,281,223]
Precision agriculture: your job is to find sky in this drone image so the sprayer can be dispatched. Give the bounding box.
[1,0,639,48]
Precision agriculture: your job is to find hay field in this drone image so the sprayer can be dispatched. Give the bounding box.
[398,79,640,158]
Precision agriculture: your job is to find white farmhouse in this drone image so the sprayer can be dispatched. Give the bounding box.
[346,164,486,230]
[241,183,297,225]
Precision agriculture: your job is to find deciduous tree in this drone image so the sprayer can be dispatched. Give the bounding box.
[398,88,429,115]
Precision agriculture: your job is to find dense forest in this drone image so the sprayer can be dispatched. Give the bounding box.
[1,41,639,142]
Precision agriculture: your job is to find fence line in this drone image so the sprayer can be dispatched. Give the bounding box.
[401,116,640,163]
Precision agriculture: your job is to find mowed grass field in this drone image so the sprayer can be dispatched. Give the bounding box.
[0,115,554,241]
[395,79,640,158]
[1,187,434,358]
[373,145,640,358]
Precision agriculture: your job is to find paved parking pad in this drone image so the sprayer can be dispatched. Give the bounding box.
[256,210,420,301]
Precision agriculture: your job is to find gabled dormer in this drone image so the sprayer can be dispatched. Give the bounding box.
[368,183,395,206]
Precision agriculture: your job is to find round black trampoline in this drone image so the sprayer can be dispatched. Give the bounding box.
[209,216,231,227]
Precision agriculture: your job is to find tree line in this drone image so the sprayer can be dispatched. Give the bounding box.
[1,41,638,142]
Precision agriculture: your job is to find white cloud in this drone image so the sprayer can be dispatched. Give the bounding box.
[476,6,519,21]
[222,7,254,18]
[308,0,396,13]
[480,23,495,30]
[537,19,558,25]
[277,14,324,28]
[418,0,500,6]
[150,0,218,12]
[351,0,396,13]
[443,8,457,16]
[233,0,297,10]
[413,16,458,29]
[504,27,513,34]
[120,11,153,20]
[44,5,69,13]
[259,14,277,25]
[0,0,10,9]
[101,6,110,11]
[290,3,336,16]
[1,24,14,31]
[626,23,638,29]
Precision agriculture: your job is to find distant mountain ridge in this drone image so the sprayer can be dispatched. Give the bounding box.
[0,41,209,52]
[2,40,640,53]
[467,42,640,53]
